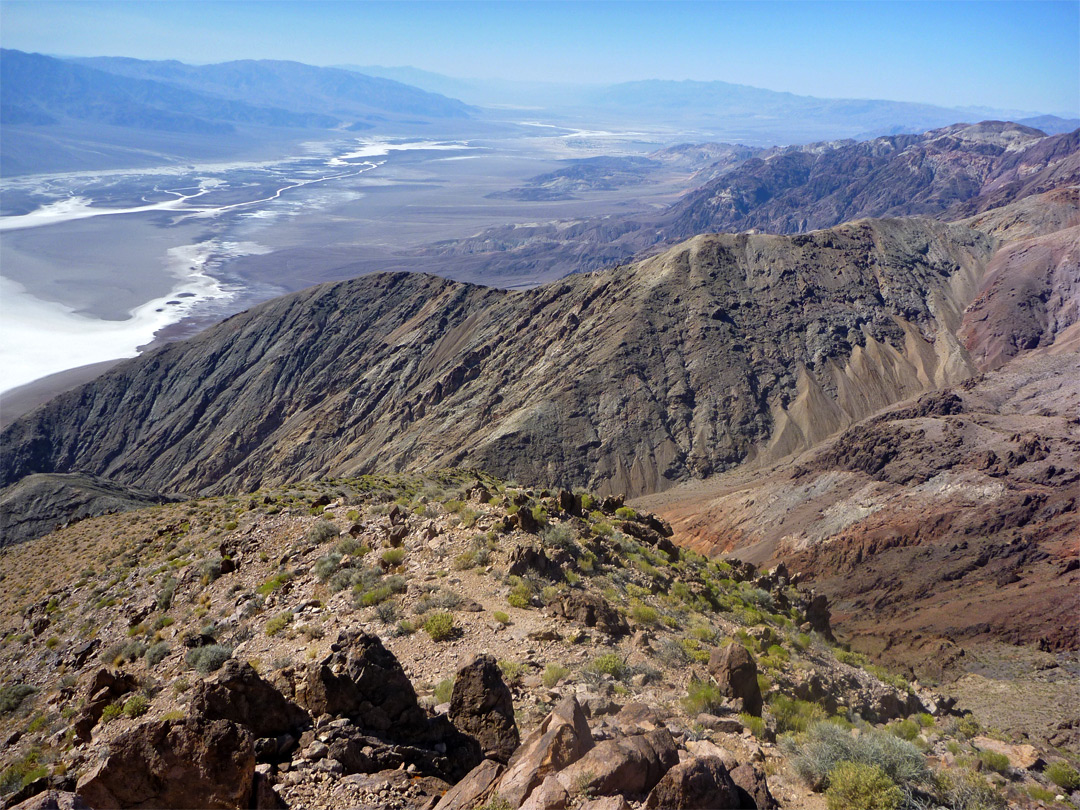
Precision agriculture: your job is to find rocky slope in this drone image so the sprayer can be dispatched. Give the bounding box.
[407,123,1077,283]
[3,473,1073,809]
[1,217,997,503]
[665,123,1079,240]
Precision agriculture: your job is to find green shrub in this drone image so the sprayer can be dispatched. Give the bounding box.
[770,694,825,734]
[381,547,406,567]
[682,679,724,715]
[123,695,150,719]
[587,654,627,680]
[493,611,510,626]
[434,678,454,704]
[186,645,232,674]
[256,572,292,595]
[791,721,929,792]
[914,712,934,728]
[976,750,1010,774]
[424,612,456,641]
[740,713,766,739]
[101,702,123,723]
[629,601,658,625]
[938,769,1006,810]
[1046,761,1080,791]
[543,663,570,688]
[614,506,637,520]
[498,660,525,685]
[307,520,339,544]
[265,611,293,637]
[825,762,903,810]
[145,642,170,667]
[0,684,35,715]
[888,718,920,741]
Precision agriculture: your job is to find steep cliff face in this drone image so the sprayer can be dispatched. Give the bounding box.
[0,217,994,500]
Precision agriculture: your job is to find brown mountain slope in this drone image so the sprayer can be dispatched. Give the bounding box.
[636,351,1080,675]
[2,217,994,503]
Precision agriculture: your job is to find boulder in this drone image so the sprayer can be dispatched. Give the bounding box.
[191,659,309,739]
[578,799,631,810]
[507,545,561,579]
[730,762,778,809]
[73,669,138,743]
[297,631,429,739]
[549,591,629,637]
[557,728,678,798]
[75,717,254,809]
[432,759,504,810]
[10,792,91,810]
[519,774,570,810]
[805,593,835,641]
[644,756,741,810]
[497,696,594,808]
[449,655,519,764]
[973,736,1044,770]
[708,643,763,716]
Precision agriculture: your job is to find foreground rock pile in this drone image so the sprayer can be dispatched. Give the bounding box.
[1,472,1075,809]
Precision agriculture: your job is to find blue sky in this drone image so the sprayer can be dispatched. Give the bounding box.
[2,1,1077,115]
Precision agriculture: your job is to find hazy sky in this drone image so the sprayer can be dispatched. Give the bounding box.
[3,1,1077,115]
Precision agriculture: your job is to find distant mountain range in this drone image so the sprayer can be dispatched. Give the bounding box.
[0,50,474,175]
[341,64,1079,142]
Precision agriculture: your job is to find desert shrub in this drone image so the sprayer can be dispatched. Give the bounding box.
[629,601,658,625]
[0,684,35,715]
[682,679,724,715]
[453,550,477,570]
[507,578,534,609]
[913,713,934,728]
[614,506,637,520]
[265,611,293,637]
[976,750,1009,774]
[740,713,766,739]
[586,654,627,680]
[825,762,903,810]
[938,769,1006,810]
[679,638,710,664]
[186,645,232,674]
[498,660,525,685]
[434,678,454,704]
[492,611,510,626]
[145,642,170,667]
[314,552,343,582]
[381,548,406,568]
[790,721,929,792]
[1046,761,1080,791]
[770,694,826,734]
[887,718,920,742]
[256,572,292,596]
[336,537,368,557]
[374,601,400,624]
[543,663,570,688]
[100,702,123,723]
[155,576,177,610]
[123,695,149,719]
[542,523,573,549]
[307,519,339,544]
[424,612,455,641]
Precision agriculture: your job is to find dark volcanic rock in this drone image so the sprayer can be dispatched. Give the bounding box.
[298,631,429,739]
[730,762,778,809]
[644,756,741,810]
[557,728,678,799]
[708,643,763,716]
[549,591,629,637]
[191,658,310,738]
[75,717,254,809]
[449,654,519,763]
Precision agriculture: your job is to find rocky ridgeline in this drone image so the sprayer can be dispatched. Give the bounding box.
[1,472,1076,809]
